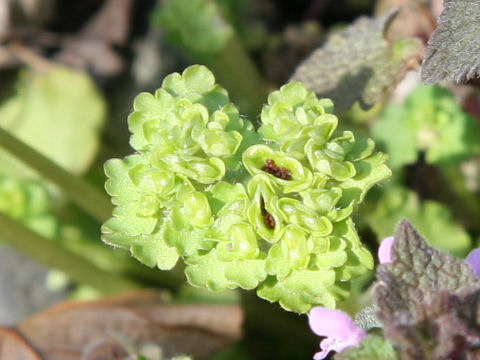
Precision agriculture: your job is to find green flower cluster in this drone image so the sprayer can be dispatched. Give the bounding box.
[0,176,57,238]
[102,65,391,313]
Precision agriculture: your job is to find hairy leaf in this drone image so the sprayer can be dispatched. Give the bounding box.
[335,334,397,360]
[290,8,423,112]
[354,305,382,331]
[421,0,480,84]
[374,220,480,359]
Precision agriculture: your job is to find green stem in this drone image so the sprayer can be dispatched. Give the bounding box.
[0,211,140,295]
[0,126,112,223]
[208,36,268,122]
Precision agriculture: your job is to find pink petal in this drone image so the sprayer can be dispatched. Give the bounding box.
[466,248,480,278]
[309,307,359,337]
[378,236,394,264]
[308,307,367,359]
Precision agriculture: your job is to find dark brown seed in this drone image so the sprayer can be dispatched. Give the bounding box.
[261,159,291,180]
[260,196,275,229]
[262,212,275,229]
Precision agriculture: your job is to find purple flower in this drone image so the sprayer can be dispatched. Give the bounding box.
[308,307,367,359]
[466,248,480,278]
[378,236,480,279]
[377,236,394,264]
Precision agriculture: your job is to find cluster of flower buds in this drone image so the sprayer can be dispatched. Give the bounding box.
[102,65,391,313]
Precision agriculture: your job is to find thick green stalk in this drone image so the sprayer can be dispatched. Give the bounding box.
[0,126,112,223]
[208,36,268,122]
[0,211,140,294]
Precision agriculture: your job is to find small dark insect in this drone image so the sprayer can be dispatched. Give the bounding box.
[262,159,292,180]
[260,196,275,229]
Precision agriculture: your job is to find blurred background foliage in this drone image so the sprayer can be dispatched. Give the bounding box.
[0,0,480,359]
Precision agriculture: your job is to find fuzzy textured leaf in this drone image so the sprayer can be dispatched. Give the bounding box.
[335,334,397,360]
[374,220,480,359]
[421,0,480,84]
[290,8,423,112]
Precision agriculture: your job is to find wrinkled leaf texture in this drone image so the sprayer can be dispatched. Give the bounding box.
[374,220,480,359]
[290,8,423,112]
[422,0,480,84]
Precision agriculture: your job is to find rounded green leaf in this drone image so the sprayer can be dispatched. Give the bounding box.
[185,250,232,291]
[306,138,357,181]
[280,225,310,270]
[224,258,267,289]
[198,128,242,157]
[226,223,259,259]
[257,269,337,313]
[131,228,180,270]
[277,198,333,235]
[182,191,213,228]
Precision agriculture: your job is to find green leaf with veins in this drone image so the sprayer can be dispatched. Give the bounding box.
[0,66,105,177]
[421,0,480,84]
[290,8,423,112]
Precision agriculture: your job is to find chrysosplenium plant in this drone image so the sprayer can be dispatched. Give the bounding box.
[101,65,391,313]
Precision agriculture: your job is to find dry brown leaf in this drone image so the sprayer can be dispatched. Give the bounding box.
[0,326,42,360]
[16,291,243,360]
[374,0,436,42]
[79,0,132,44]
[0,0,10,40]
[56,0,132,76]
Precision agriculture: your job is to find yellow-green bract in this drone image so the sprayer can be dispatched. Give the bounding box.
[102,65,391,313]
